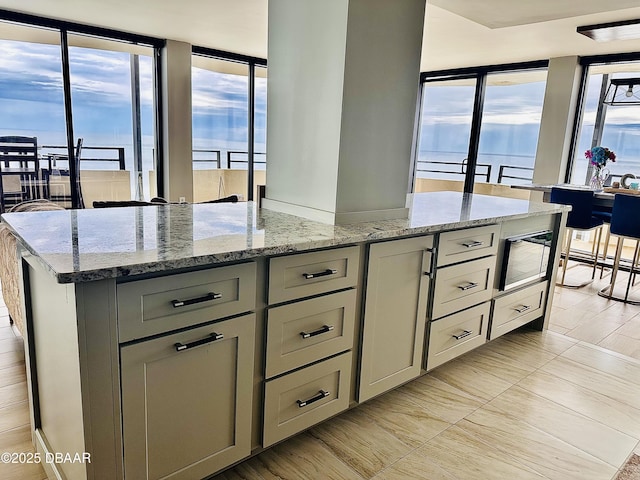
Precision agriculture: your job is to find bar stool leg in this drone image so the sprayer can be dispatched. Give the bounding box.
[600,226,611,279]
[561,228,573,285]
[624,240,640,302]
[608,237,624,299]
[592,226,603,280]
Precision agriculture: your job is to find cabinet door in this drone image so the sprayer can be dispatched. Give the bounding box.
[121,314,255,480]
[358,236,432,402]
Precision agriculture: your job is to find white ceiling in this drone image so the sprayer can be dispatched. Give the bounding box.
[1,0,640,71]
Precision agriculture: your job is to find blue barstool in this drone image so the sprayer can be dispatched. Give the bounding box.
[592,209,613,278]
[599,193,640,304]
[550,187,604,287]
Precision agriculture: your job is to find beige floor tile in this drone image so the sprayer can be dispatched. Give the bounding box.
[480,333,558,369]
[0,338,23,355]
[518,371,640,440]
[356,388,450,448]
[374,453,458,480]
[0,425,32,452]
[455,345,536,384]
[541,356,640,411]
[458,404,618,480]
[0,401,30,435]
[488,385,636,468]
[414,426,546,480]
[552,288,593,310]
[501,328,577,356]
[216,432,363,480]
[562,342,640,384]
[398,374,483,424]
[549,324,571,335]
[428,355,514,402]
[0,350,25,369]
[308,407,415,479]
[0,382,28,409]
[611,318,640,340]
[0,364,26,389]
[598,333,640,360]
[599,302,640,324]
[565,317,624,344]
[0,461,47,480]
[0,327,16,341]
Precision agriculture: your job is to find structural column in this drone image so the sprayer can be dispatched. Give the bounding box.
[533,56,582,189]
[263,0,426,224]
[160,40,194,202]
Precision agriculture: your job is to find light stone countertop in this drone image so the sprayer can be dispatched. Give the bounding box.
[1,191,569,283]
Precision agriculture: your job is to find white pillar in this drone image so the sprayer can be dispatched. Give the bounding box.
[161,40,193,202]
[533,56,582,187]
[264,0,426,224]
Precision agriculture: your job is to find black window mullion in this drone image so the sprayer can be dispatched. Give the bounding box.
[463,73,487,194]
[154,46,165,199]
[59,29,80,209]
[247,63,256,201]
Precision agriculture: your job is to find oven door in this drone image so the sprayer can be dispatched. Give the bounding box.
[499,230,552,291]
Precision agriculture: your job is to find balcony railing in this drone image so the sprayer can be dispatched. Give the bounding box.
[416,158,492,182]
[42,145,126,170]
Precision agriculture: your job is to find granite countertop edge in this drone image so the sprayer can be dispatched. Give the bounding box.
[10,204,569,284]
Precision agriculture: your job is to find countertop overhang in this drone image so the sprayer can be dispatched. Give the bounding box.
[1,191,569,283]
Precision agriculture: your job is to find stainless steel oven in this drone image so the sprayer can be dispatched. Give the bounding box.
[499,230,552,291]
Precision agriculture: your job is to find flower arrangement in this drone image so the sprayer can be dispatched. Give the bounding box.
[585,146,616,168]
[585,146,616,190]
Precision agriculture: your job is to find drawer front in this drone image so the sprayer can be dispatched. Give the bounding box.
[265,290,356,378]
[426,302,490,371]
[118,262,256,343]
[268,246,360,305]
[263,352,352,447]
[437,224,500,267]
[432,256,496,319]
[490,281,547,340]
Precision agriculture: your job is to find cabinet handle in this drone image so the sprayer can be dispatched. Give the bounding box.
[297,390,330,408]
[452,330,472,340]
[174,332,224,352]
[514,304,531,314]
[171,292,222,308]
[461,240,484,248]
[300,325,334,339]
[457,282,479,291]
[302,269,337,280]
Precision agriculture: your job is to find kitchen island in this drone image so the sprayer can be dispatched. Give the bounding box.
[2,191,569,480]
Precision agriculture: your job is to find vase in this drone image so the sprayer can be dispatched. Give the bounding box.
[590,167,609,191]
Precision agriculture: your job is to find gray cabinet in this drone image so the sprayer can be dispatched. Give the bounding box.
[121,313,256,480]
[358,236,433,402]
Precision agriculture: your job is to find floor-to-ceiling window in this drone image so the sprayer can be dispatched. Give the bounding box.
[569,59,640,186]
[67,35,156,205]
[414,62,548,197]
[191,50,267,202]
[0,12,162,212]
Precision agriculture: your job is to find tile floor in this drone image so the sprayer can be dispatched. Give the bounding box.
[1,269,640,479]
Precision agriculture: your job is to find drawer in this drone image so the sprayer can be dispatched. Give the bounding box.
[437,224,500,267]
[265,290,356,378]
[432,256,496,319]
[263,352,351,447]
[426,302,490,371]
[117,262,256,343]
[268,246,360,305]
[490,281,547,340]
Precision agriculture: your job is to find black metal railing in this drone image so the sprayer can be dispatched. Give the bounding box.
[226,151,267,169]
[416,158,492,182]
[42,145,126,170]
[497,165,534,183]
[193,149,221,169]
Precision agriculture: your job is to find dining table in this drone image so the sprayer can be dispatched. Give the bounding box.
[0,167,49,213]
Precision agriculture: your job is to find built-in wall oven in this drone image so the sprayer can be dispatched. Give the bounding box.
[499,230,553,291]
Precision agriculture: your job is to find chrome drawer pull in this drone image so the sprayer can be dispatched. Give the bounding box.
[171,292,222,308]
[302,269,338,280]
[458,282,479,291]
[297,390,330,408]
[300,325,335,339]
[453,330,472,340]
[461,240,484,248]
[175,332,224,352]
[514,304,531,314]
